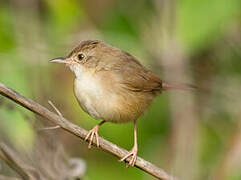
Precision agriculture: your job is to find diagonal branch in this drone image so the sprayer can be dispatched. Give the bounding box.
[0,82,179,180]
[0,143,34,180]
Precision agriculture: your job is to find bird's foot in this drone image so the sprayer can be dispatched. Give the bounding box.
[119,146,138,167]
[84,125,100,149]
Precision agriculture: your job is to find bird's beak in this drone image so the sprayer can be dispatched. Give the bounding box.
[49,57,69,64]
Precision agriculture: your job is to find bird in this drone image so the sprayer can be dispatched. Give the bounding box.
[50,40,195,167]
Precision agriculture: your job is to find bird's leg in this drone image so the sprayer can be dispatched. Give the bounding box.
[85,120,105,149]
[120,120,138,167]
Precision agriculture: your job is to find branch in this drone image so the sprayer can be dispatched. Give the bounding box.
[0,143,34,180]
[0,82,179,180]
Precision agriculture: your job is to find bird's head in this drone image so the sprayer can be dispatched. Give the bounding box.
[50,40,105,77]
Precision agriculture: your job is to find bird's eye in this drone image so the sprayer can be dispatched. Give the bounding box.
[77,53,85,61]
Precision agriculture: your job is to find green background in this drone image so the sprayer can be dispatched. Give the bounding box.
[0,0,240,179]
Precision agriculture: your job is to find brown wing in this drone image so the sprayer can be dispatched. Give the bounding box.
[110,51,162,93]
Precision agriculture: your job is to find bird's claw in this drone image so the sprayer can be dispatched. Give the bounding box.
[119,147,138,167]
[84,126,99,149]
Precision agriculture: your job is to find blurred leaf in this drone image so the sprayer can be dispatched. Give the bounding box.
[177,0,240,52]
[0,54,34,123]
[0,4,16,52]
[101,13,138,38]
[0,55,31,96]
[0,107,34,150]
[44,0,85,33]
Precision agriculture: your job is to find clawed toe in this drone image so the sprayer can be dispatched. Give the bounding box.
[119,148,138,167]
[85,126,99,149]
[84,121,105,149]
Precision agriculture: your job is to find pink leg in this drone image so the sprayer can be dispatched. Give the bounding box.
[85,120,105,149]
[119,120,138,167]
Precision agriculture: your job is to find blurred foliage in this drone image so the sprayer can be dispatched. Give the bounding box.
[177,0,240,52]
[0,0,240,179]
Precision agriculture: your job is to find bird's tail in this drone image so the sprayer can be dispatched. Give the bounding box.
[162,81,197,91]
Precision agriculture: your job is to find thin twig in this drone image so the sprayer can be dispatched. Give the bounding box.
[0,82,179,180]
[38,125,60,131]
[0,143,32,180]
[48,100,63,117]
[37,100,62,131]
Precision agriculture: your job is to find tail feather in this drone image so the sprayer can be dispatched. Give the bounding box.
[162,81,197,91]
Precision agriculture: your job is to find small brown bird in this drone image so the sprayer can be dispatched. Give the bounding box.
[50,40,195,167]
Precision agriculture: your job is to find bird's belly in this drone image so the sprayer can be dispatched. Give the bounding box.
[73,75,126,123]
[74,76,103,119]
[76,93,101,119]
[74,75,151,123]
[73,71,155,123]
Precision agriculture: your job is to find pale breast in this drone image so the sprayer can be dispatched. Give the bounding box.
[73,71,123,122]
[73,70,155,123]
[74,73,102,119]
